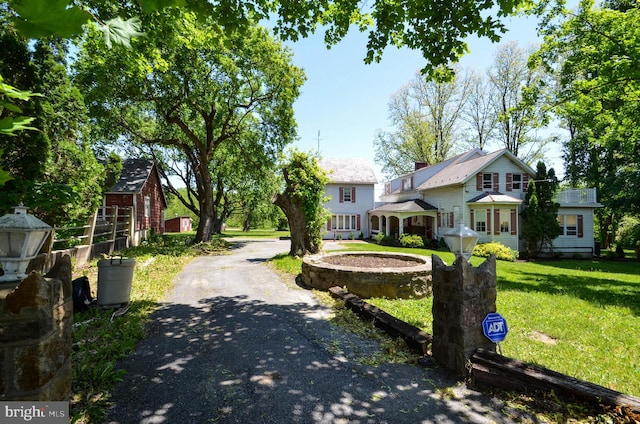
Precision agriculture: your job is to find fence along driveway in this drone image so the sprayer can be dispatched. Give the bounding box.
[43,206,133,270]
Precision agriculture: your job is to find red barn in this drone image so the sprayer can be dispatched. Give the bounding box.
[165,216,192,233]
[102,159,167,245]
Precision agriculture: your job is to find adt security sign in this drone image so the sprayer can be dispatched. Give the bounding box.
[482,312,508,343]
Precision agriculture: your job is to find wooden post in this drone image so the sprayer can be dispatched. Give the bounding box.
[82,210,98,246]
[109,206,119,255]
[127,207,135,247]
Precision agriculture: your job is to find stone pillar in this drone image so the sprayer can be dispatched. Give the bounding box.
[431,254,497,377]
[0,256,73,400]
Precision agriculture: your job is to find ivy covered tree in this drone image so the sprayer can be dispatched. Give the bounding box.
[272,150,330,256]
[521,162,561,258]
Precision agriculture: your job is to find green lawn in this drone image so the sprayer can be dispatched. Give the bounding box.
[273,241,640,398]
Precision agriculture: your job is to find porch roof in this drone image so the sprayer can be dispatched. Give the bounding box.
[467,191,523,204]
[370,199,437,213]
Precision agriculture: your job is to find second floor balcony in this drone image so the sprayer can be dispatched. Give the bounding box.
[553,188,601,206]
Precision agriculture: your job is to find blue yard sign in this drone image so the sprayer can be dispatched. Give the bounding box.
[482,312,508,343]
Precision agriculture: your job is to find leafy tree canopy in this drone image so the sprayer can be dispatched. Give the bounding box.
[7,0,547,79]
[534,0,640,243]
[75,10,304,242]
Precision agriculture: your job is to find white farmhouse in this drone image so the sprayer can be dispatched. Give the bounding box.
[319,158,378,240]
[371,148,602,257]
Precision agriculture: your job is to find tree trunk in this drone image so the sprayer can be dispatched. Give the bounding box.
[195,213,214,242]
[194,167,216,243]
[272,192,319,256]
[243,215,251,232]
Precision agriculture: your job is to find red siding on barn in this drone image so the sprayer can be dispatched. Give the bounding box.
[165,216,192,233]
[105,161,167,235]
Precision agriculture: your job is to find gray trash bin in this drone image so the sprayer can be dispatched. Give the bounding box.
[97,257,135,307]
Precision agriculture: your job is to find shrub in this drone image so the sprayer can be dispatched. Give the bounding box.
[614,215,640,249]
[473,242,518,262]
[374,233,396,246]
[399,233,424,248]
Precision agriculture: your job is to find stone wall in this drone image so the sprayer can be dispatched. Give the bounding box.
[302,252,432,299]
[431,255,497,377]
[0,256,73,400]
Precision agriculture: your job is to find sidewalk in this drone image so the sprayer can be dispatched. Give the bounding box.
[104,239,528,423]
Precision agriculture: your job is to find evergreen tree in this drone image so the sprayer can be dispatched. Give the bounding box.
[521,162,561,257]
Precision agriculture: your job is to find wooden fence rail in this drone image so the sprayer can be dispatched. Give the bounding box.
[40,206,134,270]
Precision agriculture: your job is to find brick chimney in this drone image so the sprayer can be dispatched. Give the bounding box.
[415,161,428,171]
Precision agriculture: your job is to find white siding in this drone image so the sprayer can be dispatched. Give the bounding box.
[324,183,376,239]
[550,207,596,256]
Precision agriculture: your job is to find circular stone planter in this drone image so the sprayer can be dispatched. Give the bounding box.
[301,251,432,299]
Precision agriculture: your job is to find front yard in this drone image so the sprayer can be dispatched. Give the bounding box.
[273,241,640,399]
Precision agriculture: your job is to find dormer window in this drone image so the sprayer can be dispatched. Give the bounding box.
[402,177,414,191]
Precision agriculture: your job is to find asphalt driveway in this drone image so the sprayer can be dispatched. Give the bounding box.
[104,239,527,423]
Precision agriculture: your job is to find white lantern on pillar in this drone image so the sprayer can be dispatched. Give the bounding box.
[0,204,52,283]
[442,219,479,261]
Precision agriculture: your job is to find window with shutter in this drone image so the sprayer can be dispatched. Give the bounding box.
[486,209,491,234]
[342,187,351,203]
[577,215,584,238]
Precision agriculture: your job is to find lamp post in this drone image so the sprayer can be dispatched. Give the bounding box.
[0,204,52,283]
[442,219,479,262]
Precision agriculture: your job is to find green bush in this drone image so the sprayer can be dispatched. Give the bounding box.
[615,215,640,249]
[399,233,424,248]
[473,242,518,262]
[374,233,396,246]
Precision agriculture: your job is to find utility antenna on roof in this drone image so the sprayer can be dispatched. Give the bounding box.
[316,130,321,157]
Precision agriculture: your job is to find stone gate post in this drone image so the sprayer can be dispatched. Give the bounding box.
[0,255,73,400]
[431,254,497,376]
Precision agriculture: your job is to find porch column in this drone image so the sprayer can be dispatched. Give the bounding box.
[384,215,390,237]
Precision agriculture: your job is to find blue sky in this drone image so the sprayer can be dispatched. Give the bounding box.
[285,13,566,185]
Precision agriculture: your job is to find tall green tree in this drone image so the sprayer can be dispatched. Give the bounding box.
[535,0,640,246]
[75,11,305,242]
[488,41,549,162]
[0,24,102,225]
[521,162,561,257]
[28,40,103,225]
[0,24,49,206]
[374,67,468,178]
[272,150,330,256]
